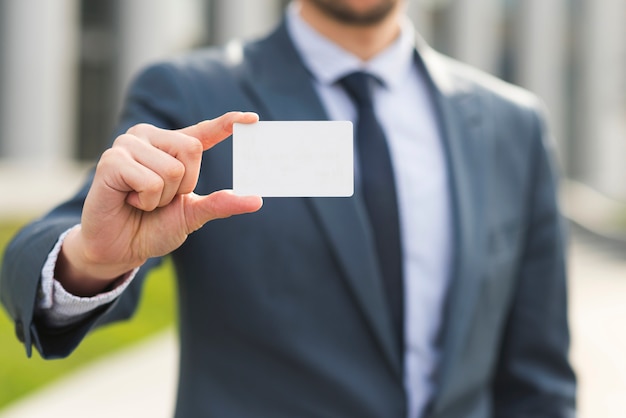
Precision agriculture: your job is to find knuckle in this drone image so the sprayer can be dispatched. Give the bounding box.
[164,160,186,181]
[179,141,203,165]
[145,175,165,193]
[176,132,204,156]
[112,133,136,148]
[97,148,123,170]
[126,123,153,137]
[141,176,165,200]
[186,137,204,156]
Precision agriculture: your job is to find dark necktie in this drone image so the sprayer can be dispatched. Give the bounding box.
[339,72,404,350]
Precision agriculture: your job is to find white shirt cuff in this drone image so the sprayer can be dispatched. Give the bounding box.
[37,225,139,327]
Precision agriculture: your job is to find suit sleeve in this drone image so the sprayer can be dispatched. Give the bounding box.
[492,105,577,417]
[0,62,194,359]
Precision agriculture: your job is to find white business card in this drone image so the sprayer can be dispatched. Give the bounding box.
[233,121,354,197]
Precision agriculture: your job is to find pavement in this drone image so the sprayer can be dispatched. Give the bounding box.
[1,164,625,417]
[0,331,179,418]
[568,233,626,418]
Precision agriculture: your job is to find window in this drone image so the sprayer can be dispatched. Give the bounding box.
[76,0,120,160]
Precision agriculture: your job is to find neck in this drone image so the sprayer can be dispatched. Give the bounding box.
[297,1,403,61]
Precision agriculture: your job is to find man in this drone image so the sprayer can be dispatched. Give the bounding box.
[1,0,576,416]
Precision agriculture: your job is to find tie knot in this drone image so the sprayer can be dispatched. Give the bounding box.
[338,71,379,109]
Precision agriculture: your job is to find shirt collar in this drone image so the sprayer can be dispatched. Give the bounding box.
[285,1,417,89]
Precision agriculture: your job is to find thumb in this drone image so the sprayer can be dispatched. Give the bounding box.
[184,190,263,232]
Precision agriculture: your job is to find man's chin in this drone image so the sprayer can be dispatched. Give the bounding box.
[307,0,398,26]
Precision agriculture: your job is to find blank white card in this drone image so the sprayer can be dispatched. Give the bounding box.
[233,121,354,197]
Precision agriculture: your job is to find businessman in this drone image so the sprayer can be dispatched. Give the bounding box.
[1,0,576,416]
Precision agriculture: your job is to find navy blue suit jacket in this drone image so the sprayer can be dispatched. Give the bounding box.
[1,21,576,417]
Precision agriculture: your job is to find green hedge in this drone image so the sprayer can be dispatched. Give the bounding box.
[0,220,176,410]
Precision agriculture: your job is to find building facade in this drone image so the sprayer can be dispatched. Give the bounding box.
[1,0,625,198]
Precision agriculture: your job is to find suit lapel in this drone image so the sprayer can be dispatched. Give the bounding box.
[308,197,402,377]
[416,45,491,408]
[232,23,402,377]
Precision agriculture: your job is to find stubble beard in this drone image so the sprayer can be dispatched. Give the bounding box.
[306,0,398,26]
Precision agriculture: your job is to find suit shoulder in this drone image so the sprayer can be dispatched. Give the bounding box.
[427,50,543,115]
[429,50,551,150]
[424,50,554,163]
[134,43,244,87]
[121,41,255,127]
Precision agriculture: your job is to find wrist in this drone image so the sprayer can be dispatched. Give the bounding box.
[55,226,139,297]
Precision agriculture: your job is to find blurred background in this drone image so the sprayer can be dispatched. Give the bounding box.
[0,0,625,417]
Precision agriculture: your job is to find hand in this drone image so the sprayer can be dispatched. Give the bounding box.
[57,112,262,295]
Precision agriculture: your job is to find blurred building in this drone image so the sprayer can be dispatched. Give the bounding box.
[1,0,625,198]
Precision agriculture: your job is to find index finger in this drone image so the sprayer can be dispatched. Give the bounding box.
[179,111,259,151]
